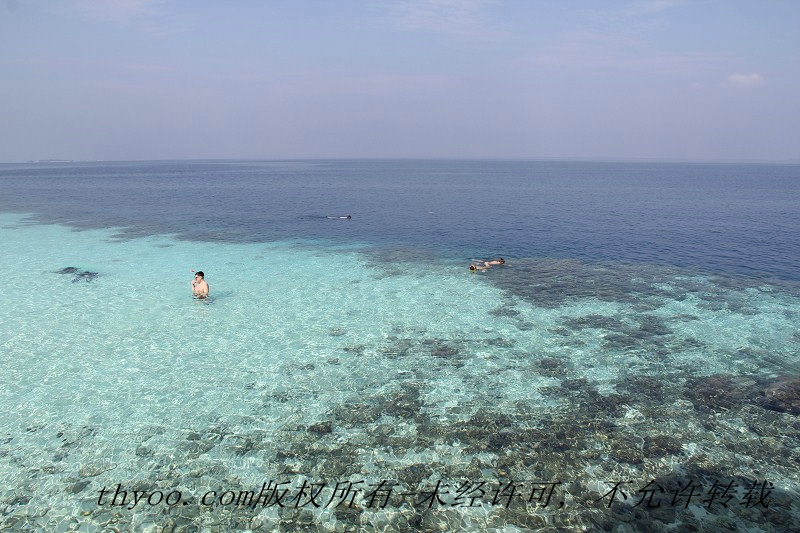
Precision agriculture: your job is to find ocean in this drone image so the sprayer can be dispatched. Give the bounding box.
[0,159,798,532]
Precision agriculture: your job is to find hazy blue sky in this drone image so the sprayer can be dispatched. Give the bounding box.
[2,0,798,162]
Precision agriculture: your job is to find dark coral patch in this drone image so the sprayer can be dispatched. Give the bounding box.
[615,375,666,402]
[536,357,569,377]
[684,374,761,412]
[562,314,625,331]
[643,434,683,456]
[761,377,800,416]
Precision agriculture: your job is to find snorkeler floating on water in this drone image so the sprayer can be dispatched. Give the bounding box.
[470,257,505,271]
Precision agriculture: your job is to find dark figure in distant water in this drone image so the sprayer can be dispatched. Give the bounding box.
[73,271,99,283]
[326,215,352,219]
[55,267,99,283]
[191,271,209,298]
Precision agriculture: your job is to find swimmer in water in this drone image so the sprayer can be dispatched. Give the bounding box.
[191,271,209,298]
[326,215,352,219]
[469,257,505,271]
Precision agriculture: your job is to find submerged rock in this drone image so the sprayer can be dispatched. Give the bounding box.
[425,339,461,358]
[615,375,666,402]
[637,315,672,336]
[685,374,742,411]
[602,333,640,350]
[684,374,761,412]
[489,306,520,317]
[562,314,625,332]
[307,421,333,434]
[643,434,683,456]
[761,377,800,416]
[537,357,568,377]
[486,337,515,348]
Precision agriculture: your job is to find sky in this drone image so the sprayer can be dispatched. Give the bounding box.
[1,0,799,162]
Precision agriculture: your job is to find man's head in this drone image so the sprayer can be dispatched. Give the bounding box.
[195,271,204,279]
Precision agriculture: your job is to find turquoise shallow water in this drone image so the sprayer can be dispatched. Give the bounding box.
[1,212,799,532]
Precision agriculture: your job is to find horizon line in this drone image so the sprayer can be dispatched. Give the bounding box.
[4,156,800,166]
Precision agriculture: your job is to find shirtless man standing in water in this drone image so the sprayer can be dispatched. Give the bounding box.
[191,271,209,298]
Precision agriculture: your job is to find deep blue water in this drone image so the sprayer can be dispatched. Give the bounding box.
[1,159,798,281]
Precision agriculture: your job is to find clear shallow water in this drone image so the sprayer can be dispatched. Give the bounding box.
[0,160,799,532]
